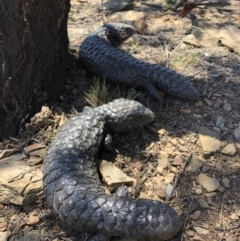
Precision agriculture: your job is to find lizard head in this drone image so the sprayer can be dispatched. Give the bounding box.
[102,98,155,132]
[103,22,136,46]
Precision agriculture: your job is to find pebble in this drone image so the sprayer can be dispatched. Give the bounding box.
[189,210,201,219]
[230,213,238,220]
[202,165,210,173]
[171,139,178,146]
[164,173,174,184]
[197,173,220,192]
[27,156,43,166]
[178,145,189,152]
[188,156,203,172]
[0,222,7,232]
[158,129,166,135]
[234,127,240,140]
[157,156,169,174]
[198,127,220,154]
[172,155,183,166]
[216,116,225,129]
[171,166,179,173]
[215,162,222,172]
[180,108,192,114]
[0,232,7,241]
[221,143,236,155]
[24,143,45,154]
[165,184,174,198]
[222,101,232,112]
[193,226,209,235]
[197,198,209,208]
[27,211,40,225]
[10,214,20,224]
[222,178,230,188]
[185,230,195,237]
[195,188,202,195]
[205,192,218,197]
[156,189,166,198]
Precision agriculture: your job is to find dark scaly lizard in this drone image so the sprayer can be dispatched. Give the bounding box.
[43,98,182,241]
[79,23,199,103]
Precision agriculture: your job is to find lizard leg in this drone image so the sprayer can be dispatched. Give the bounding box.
[136,81,165,104]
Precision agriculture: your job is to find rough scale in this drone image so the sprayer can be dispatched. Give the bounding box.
[43,98,182,241]
[79,23,199,103]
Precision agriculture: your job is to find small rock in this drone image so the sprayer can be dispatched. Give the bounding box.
[135,162,143,172]
[204,98,212,106]
[27,211,40,225]
[189,210,201,219]
[222,101,232,112]
[27,156,43,166]
[158,129,166,135]
[100,160,136,192]
[0,232,7,241]
[197,198,209,208]
[165,184,174,198]
[171,167,179,173]
[193,114,203,119]
[156,189,166,198]
[193,226,209,235]
[205,192,218,197]
[222,178,230,188]
[216,116,225,129]
[221,143,236,155]
[195,188,202,195]
[226,236,237,241]
[230,213,238,220]
[172,155,183,166]
[0,222,7,232]
[202,165,210,173]
[24,143,45,154]
[178,145,189,152]
[218,185,224,192]
[188,155,203,172]
[213,127,221,133]
[164,173,174,184]
[0,154,43,206]
[198,127,220,154]
[215,162,222,172]
[28,148,47,159]
[157,156,169,174]
[185,229,195,237]
[234,127,240,140]
[171,139,178,146]
[10,214,20,223]
[180,108,191,114]
[197,173,220,192]
[152,176,164,184]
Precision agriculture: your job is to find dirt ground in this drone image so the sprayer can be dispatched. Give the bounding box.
[1,0,240,241]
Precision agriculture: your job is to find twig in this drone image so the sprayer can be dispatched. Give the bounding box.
[168,154,192,198]
[219,194,224,227]
[181,197,194,241]
[216,224,240,231]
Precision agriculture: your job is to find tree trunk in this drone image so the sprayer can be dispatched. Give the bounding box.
[0,0,70,140]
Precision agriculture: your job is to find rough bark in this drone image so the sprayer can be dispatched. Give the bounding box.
[0,0,70,140]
